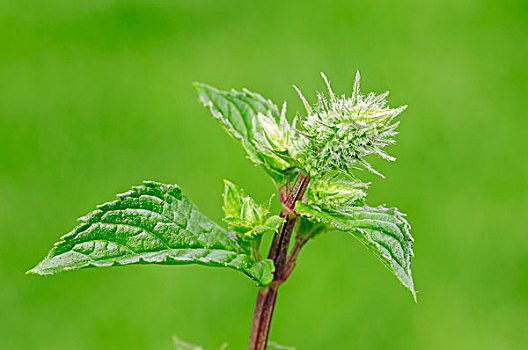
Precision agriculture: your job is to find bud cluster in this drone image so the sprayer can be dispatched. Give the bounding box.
[292,72,406,178]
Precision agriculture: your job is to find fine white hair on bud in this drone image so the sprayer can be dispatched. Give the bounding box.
[291,72,407,178]
[234,71,406,185]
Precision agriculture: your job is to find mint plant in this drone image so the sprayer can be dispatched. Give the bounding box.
[28,72,415,350]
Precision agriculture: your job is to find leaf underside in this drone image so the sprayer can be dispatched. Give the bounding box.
[296,202,416,299]
[28,181,274,286]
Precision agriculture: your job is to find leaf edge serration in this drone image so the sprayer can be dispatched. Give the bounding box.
[295,201,417,301]
[27,180,274,286]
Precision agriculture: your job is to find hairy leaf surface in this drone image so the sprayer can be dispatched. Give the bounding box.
[296,201,416,299]
[28,181,274,286]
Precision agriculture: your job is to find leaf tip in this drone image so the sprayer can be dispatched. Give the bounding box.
[25,266,43,276]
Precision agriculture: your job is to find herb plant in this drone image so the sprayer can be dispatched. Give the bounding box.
[28,72,415,349]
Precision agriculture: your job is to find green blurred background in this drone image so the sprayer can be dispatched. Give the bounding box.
[1,0,527,348]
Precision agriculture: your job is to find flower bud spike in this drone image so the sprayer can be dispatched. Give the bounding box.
[370,91,390,108]
[320,72,335,103]
[293,85,312,115]
[352,70,361,105]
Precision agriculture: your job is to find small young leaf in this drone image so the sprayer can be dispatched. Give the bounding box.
[305,172,368,208]
[222,180,284,239]
[222,179,246,219]
[241,197,259,227]
[296,201,416,299]
[28,181,274,286]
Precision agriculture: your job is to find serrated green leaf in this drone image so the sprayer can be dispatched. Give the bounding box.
[28,181,274,286]
[194,83,293,186]
[296,201,416,299]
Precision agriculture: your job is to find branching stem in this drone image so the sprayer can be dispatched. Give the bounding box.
[248,173,310,350]
[283,233,311,280]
